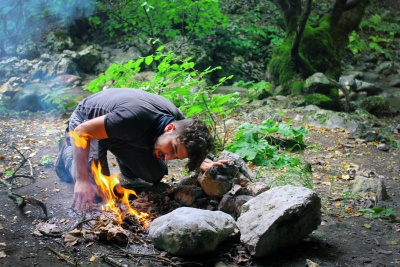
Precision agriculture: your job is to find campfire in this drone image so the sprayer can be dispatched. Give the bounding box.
[69,131,150,227]
[91,161,150,227]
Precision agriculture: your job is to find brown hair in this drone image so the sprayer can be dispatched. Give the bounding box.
[174,119,214,171]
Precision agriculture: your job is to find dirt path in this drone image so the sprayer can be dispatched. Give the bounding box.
[0,112,399,267]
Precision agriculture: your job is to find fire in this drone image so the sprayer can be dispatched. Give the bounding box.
[68,131,92,149]
[91,161,150,227]
[69,130,149,227]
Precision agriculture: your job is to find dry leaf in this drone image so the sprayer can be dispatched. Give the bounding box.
[386,241,398,245]
[63,232,81,247]
[306,259,320,267]
[345,206,354,214]
[89,256,96,262]
[364,224,372,229]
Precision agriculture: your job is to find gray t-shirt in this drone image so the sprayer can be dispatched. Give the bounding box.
[75,88,184,148]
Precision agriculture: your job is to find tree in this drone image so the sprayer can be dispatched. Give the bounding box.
[267,0,370,93]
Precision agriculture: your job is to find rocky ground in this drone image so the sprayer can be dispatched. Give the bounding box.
[0,104,399,267]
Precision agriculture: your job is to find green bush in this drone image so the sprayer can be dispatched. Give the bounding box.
[86,45,240,150]
[227,119,308,168]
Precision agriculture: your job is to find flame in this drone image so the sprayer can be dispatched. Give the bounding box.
[68,131,92,149]
[91,158,150,227]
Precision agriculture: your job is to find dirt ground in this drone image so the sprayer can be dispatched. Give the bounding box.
[0,110,399,267]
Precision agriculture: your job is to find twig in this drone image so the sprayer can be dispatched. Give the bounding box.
[6,145,35,182]
[119,248,182,267]
[39,215,95,238]
[47,246,81,266]
[102,254,128,267]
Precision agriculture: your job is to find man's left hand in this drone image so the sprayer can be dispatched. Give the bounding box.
[200,158,230,172]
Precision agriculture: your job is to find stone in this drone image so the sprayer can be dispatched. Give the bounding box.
[149,207,235,255]
[174,178,204,206]
[352,175,389,201]
[218,193,253,218]
[304,72,336,95]
[198,151,251,197]
[237,185,321,257]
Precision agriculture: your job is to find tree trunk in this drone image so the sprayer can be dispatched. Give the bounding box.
[267,0,370,93]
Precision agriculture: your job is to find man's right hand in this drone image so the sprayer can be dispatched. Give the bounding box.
[72,179,96,213]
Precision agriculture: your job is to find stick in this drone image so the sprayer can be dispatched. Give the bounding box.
[47,246,81,266]
[102,254,128,267]
[119,248,182,267]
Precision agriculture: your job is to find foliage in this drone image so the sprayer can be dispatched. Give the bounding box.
[90,0,226,44]
[290,81,305,95]
[348,31,368,54]
[227,119,308,169]
[209,1,282,82]
[232,80,272,100]
[42,87,78,113]
[268,164,313,189]
[39,155,54,168]
[86,45,240,149]
[349,11,400,60]
[359,206,397,219]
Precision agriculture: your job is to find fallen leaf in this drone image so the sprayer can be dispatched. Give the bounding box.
[345,206,354,214]
[0,251,6,258]
[89,256,96,262]
[53,188,60,192]
[364,223,372,229]
[306,259,320,267]
[386,241,398,245]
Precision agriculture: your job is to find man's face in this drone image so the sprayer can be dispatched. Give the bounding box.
[153,124,188,161]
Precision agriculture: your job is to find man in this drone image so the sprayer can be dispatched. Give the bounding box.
[55,88,220,212]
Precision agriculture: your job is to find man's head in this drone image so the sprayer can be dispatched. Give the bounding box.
[153,119,213,171]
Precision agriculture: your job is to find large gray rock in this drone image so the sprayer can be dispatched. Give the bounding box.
[302,109,359,131]
[46,31,74,52]
[76,44,102,72]
[304,72,336,95]
[237,185,321,257]
[352,175,388,201]
[149,207,235,255]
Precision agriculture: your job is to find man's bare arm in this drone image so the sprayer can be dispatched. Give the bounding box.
[70,115,108,212]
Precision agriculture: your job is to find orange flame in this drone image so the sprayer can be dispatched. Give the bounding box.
[91,159,150,227]
[68,131,92,149]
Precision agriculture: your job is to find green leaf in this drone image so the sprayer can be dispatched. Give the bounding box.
[145,56,154,65]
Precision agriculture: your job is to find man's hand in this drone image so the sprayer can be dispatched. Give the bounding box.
[72,179,96,213]
[200,158,230,172]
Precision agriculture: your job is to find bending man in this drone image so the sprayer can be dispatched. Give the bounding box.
[55,88,218,212]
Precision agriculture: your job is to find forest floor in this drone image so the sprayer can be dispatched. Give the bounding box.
[0,109,399,267]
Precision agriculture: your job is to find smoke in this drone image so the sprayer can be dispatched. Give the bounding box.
[0,0,97,50]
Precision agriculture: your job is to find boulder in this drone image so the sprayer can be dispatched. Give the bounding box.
[237,185,321,257]
[149,207,235,255]
[352,175,389,201]
[304,72,336,95]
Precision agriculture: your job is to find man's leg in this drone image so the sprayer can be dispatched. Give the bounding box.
[54,136,74,183]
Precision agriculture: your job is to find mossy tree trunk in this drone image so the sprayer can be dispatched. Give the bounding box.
[268,0,370,94]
